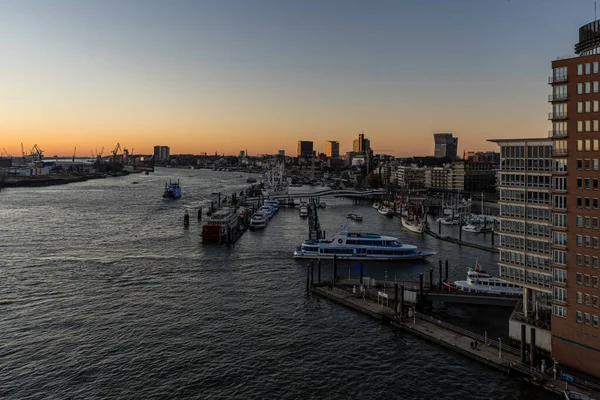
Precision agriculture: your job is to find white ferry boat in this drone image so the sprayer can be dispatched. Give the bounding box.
[293,230,436,261]
[443,260,522,296]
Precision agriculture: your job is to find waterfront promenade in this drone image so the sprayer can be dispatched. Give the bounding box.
[312,284,599,399]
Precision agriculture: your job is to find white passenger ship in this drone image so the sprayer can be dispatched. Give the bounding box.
[443,259,523,296]
[293,230,436,261]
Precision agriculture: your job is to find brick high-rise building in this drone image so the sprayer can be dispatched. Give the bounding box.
[549,19,600,377]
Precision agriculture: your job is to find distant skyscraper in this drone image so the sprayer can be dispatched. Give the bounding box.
[352,132,370,153]
[326,141,340,158]
[154,145,170,160]
[297,141,313,158]
[433,133,458,159]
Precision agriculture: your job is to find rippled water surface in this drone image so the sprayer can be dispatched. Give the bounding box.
[0,168,554,399]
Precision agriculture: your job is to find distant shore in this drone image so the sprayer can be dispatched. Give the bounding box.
[1,174,109,188]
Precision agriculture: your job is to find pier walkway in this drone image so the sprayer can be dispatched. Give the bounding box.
[312,284,598,398]
[247,188,384,202]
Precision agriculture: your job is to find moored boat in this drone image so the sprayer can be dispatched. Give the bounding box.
[249,211,269,230]
[443,259,522,296]
[163,180,181,199]
[462,223,493,233]
[293,230,436,261]
[372,202,380,210]
[401,217,425,234]
[299,203,309,217]
[377,206,393,216]
[346,213,363,221]
[201,208,238,241]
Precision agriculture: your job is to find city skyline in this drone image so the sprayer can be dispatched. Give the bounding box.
[0,0,597,157]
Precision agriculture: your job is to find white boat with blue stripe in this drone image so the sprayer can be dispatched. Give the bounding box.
[293,230,436,261]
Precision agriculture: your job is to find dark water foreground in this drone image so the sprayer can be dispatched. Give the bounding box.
[0,168,554,399]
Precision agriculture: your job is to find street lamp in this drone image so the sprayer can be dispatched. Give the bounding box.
[498,337,502,359]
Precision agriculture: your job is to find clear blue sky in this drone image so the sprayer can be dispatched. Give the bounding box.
[0,0,596,156]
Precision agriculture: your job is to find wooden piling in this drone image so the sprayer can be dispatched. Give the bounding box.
[198,208,202,221]
[360,262,364,285]
[419,273,424,305]
[459,223,463,240]
[394,283,399,314]
[520,324,527,363]
[310,261,314,287]
[530,327,536,367]
[318,259,321,284]
[400,284,405,317]
[333,254,338,284]
[429,268,433,290]
[306,264,310,291]
[438,260,443,290]
[438,219,441,234]
[444,260,449,284]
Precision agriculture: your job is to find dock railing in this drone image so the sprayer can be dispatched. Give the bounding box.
[416,313,520,356]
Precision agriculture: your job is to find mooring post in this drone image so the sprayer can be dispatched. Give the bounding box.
[198,208,202,221]
[394,283,399,315]
[310,261,314,287]
[459,223,462,241]
[438,260,443,290]
[333,254,338,285]
[360,262,364,285]
[521,324,527,363]
[211,201,214,213]
[400,284,405,317]
[530,327,536,369]
[318,259,321,284]
[184,211,190,227]
[429,268,433,290]
[444,260,449,284]
[438,219,441,235]
[306,263,310,292]
[419,273,424,305]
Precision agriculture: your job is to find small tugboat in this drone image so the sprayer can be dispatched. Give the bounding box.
[443,259,523,296]
[163,180,181,199]
[346,213,363,221]
[299,203,309,218]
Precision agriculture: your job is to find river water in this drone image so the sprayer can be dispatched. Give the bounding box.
[0,168,554,399]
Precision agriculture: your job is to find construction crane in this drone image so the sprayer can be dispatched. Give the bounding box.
[21,143,26,164]
[2,148,9,157]
[72,147,76,162]
[111,142,121,163]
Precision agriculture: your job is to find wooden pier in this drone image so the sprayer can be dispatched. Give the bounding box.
[311,284,599,399]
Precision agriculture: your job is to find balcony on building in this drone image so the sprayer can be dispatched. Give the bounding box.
[548,111,568,120]
[548,75,568,84]
[548,93,568,102]
[549,130,568,138]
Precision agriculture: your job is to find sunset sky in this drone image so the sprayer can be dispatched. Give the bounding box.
[0,0,596,157]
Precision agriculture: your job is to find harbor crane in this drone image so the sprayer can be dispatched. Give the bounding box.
[111,142,121,162]
[2,148,10,157]
[30,144,44,161]
[72,147,76,162]
[21,143,26,163]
